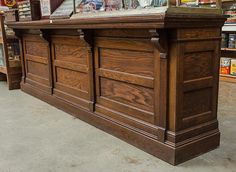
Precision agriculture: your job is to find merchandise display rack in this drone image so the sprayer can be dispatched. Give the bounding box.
[0,13,6,76]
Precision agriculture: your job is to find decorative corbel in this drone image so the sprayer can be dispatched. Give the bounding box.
[13,29,22,39]
[77,29,94,112]
[149,29,168,143]
[39,29,53,93]
[149,29,168,59]
[77,29,93,47]
[39,29,50,42]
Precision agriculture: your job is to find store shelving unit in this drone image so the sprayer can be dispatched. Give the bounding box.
[220,28,236,82]
[220,73,236,82]
[0,12,7,81]
[222,23,236,32]
[0,12,21,90]
[220,1,236,83]
[221,29,236,82]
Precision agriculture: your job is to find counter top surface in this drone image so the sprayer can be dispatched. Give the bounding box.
[6,7,226,29]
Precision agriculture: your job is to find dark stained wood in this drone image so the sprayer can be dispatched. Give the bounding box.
[0,73,7,81]
[183,52,213,81]
[6,12,226,29]
[7,13,226,165]
[168,28,222,133]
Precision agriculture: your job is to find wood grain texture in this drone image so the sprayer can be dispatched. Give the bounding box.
[25,41,48,57]
[100,48,154,77]
[54,44,88,65]
[97,68,154,88]
[95,37,153,52]
[22,33,51,93]
[27,61,49,79]
[97,96,155,123]
[51,34,94,111]
[175,28,221,40]
[183,88,212,118]
[100,78,154,112]
[168,28,221,138]
[183,52,213,81]
[6,13,226,29]
[94,29,151,38]
[95,31,156,125]
[56,67,88,92]
[95,104,158,138]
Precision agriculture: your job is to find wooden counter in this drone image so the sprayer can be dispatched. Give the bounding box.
[7,11,226,165]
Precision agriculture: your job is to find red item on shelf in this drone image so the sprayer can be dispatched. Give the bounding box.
[1,0,23,7]
[220,58,231,75]
[221,66,230,75]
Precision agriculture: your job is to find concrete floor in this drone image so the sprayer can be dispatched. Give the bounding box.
[0,81,235,172]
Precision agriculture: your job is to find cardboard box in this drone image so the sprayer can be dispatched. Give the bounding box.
[18,0,41,21]
[4,9,19,22]
[230,59,236,76]
[220,58,231,75]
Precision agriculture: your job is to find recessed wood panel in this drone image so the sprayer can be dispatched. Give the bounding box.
[182,88,212,118]
[100,48,154,77]
[25,41,48,57]
[27,61,49,79]
[51,34,94,110]
[97,68,154,88]
[56,67,88,92]
[100,78,154,112]
[22,34,51,93]
[184,41,216,53]
[184,51,213,81]
[54,44,87,65]
[95,104,157,136]
[95,37,153,52]
[178,28,220,39]
[95,32,157,130]
[94,29,150,38]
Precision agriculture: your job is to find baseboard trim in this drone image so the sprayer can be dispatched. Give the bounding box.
[21,83,220,165]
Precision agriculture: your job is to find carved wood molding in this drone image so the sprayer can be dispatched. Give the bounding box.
[77,29,95,111]
[39,29,50,42]
[149,29,168,59]
[78,29,85,40]
[13,29,22,39]
[150,29,168,143]
[77,29,93,47]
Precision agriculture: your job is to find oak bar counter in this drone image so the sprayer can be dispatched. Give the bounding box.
[7,7,226,165]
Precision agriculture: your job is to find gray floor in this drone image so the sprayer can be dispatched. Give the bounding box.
[0,81,235,172]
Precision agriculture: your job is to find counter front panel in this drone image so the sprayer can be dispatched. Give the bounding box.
[23,33,51,93]
[51,34,94,111]
[10,14,225,165]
